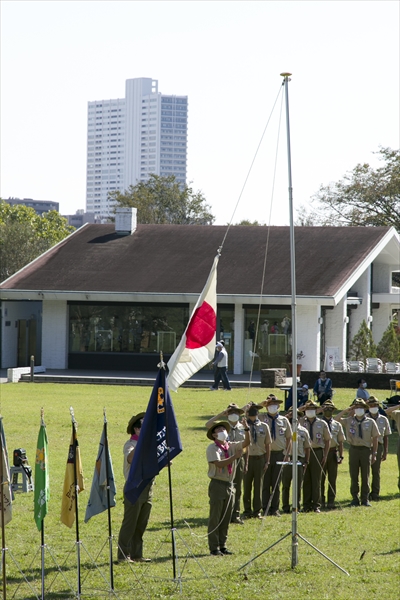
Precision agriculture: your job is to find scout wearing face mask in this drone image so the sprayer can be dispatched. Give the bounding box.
[321,400,346,508]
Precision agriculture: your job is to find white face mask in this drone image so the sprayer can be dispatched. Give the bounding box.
[268,405,280,415]
[306,410,316,419]
[362,383,367,389]
[355,408,365,417]
[228,413,240,423]
[369,406,379,415]
[216,431,228,442]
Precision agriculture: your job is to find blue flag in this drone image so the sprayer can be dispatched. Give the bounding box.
[84,426,116,523]
[124,369,183,505]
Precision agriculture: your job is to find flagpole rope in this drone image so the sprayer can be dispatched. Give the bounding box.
[218,82,284,254]
[246,88,285,399]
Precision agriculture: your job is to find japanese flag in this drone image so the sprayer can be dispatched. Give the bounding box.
[167,254,219,391]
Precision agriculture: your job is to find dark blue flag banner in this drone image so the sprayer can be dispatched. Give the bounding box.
[124,369,183,505]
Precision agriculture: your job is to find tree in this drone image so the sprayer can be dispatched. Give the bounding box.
[108,174,215,225]
[234,219,264,226]
[376,322,400,364]
[0,201,75,282]
[349,319,377,363]
[296,147,400,231]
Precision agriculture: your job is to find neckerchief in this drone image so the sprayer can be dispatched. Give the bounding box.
[214,440,232,474]
[356,417,365,439]
[268,414,277,440]
[130,434,139,441]
[249,419,258,443]
[324,417,332,433]
[307,418,315,441]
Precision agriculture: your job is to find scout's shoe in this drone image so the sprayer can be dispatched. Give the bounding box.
[220,548,233,555]
[231,516,244,524]
[210,549,223,556]
[350,498,360,507]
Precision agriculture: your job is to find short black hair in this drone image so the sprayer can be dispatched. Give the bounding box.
[129,419,142,434]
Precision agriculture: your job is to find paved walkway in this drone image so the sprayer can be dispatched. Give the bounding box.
[0,368,266,388]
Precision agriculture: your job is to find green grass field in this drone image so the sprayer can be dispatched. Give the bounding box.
[0,382,399,600]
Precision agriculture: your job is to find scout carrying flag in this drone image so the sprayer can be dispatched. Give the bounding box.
[34,413,50,530]
[61,411,85,528]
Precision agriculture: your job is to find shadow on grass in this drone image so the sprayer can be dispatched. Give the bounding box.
[377,547,400,556]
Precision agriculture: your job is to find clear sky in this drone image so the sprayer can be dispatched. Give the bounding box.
[1,1,399,226]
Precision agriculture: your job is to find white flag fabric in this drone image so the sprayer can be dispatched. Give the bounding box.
[167,254,219,391]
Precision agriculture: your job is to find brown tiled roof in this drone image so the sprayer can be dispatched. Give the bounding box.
[0,225,392,297]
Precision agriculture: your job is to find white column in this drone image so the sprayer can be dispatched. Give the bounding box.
[325,297,347,362]
[233,304,244,375]
[296,305,320,370]
[42,300,68,369]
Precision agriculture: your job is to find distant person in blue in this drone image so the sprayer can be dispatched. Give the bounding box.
[313,371,333,405]
[285,384,309,411]
[210,341,231,391]
[356,378,370,401]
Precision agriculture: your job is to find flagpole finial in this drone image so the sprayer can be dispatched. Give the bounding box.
[69,406,76,424]
[158,351,166,370]
[103,407,107,422]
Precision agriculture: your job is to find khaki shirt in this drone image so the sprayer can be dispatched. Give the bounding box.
[368,414,391,444]
[262,414,292,452]
[295,424,311,458]
[323,418,346,449]
[302,417,331,449]
[228,423,246,443]
[206,440,243,481]
[390,410,400,430]
[247,419,271,456]
[123,438,136,481]
[341,416,380,447]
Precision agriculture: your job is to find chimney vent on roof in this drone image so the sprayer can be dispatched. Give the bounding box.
[115,207,137,236]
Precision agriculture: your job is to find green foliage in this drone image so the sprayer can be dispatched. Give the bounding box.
[235,219,264,226]
[376,321,400,363]
[297,147,400,231]
[349,319,377,362]
[0,201,75,281]
[109,174,215,225]
[1,383,399,599]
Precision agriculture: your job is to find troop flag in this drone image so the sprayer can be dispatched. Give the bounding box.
[124,369,182,505]
[34,419,50,530]
[84,428,116,522]
[167,254,219,391]
[0,417,12,526]
[61,421,85,528]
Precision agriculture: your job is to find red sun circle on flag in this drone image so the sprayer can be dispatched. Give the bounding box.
[185,301,216,349]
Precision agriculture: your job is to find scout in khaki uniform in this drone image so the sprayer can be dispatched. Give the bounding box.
[242,402,272,519]
[260,396,292,516]
[318,400,345,509]
[385,403,400,490]
[300,400,331,513]
[281,409,311,514]
[206,420,250,555]
[336,399,379,506]
[118,412,153,563]
[366,396,392,501]
[205,403,247,524]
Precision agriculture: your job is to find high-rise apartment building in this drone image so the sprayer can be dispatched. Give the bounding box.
[86,78,188,218]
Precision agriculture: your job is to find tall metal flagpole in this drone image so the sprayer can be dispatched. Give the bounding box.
[280,72,299,568]
[40,408,45,600]
[102,409,114,591]
[239,74,349,577]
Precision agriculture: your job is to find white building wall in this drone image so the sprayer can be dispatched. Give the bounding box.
[1,301,42,368]
[233,304,245,374]
[42,300,68,369]
[348,266,372,344]
[296,305,320,370]
[324,297,347,363]
[372,263,392,293]
[371,304,392,345]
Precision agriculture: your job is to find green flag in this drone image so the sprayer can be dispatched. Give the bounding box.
[34,421,49,530]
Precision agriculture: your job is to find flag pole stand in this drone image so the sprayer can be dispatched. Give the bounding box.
[103,409,115,592]
[239,73,349,577]
[70,408,82,599]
